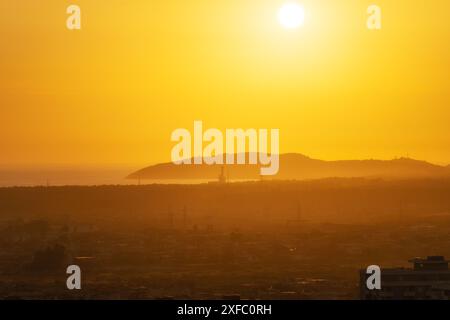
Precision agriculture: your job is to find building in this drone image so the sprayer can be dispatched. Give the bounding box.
[360,256,450,300]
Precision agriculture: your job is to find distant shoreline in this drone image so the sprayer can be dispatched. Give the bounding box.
[2,176,450,189]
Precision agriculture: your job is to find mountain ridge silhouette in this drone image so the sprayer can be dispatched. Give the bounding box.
[128,153,450,181]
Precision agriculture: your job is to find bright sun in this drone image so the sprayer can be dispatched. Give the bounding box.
[278,2,305,29]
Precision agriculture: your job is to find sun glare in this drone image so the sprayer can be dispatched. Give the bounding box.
[278,2,305,29]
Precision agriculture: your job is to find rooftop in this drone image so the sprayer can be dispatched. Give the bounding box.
[408,256,449,271]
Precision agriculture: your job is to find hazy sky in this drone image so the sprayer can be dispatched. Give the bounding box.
[1,0,449,167]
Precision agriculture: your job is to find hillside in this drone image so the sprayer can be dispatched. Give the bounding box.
[128,154,450,181]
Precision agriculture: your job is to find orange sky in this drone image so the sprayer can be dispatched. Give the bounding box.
[1,0,449,168]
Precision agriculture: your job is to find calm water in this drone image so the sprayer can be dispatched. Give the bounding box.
[0,168,218,187]
[0,168,134,187]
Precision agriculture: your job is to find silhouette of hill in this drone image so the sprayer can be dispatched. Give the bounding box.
[128,153,450,181]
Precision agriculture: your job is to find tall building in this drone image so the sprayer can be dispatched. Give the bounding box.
[360,256,450,300]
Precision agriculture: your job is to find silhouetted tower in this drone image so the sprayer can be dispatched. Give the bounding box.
[168,205,174,228]
[297,201,302,221]
[218,165,227,184]
[182,206,188,228]
[398,200,405,225]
